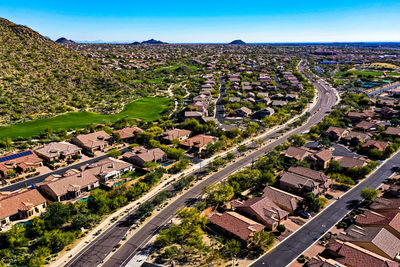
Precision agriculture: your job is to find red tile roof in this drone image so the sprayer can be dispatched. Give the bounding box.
[209,211,265,241]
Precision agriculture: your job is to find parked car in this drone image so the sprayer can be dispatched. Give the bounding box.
[297,210,311,219]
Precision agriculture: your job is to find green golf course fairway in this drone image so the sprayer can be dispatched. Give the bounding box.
[0,97,171,140]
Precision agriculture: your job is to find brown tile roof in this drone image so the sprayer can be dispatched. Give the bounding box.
[288,166,330,184]
[0,189,46,220]
[338,225,400,259]
[180,134,215,148]
[34,142,81,159]
[209,211,265,241]
[283,146,313,161]
[356,210,400,236]
[232,196,289,227]
[326,240,399,267]
[356,121,378,131]
[385,127,400,137]
[113,126,144,140]
[161,129,192,141]
[262,186,303,213]
[334,156,369,168]
[325,126,348,137]
[280,171,320,192]
[72,131,112,149]
[371,197,400,212]
[362,140,390,151]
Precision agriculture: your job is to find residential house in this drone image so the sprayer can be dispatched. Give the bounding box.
[262,186,303,214]
[161,129,192,143]
[307,150,332,169]
[39,157,132,201]
[235,107,252,117]
[231,196,289,231]
[385,127,400,138]
[180,134,215,152]
[113,126,144,143]
[348,111,372,122]
[324,240,400,267]
[208,211,265,243]
[355,121,378,132]
[39,172,100,202]
[34,142,82,162]
[0,189,47,230]
[71,131,112,153]
[0,150,43,178]
[356,210,400,239]
[338,225,400,260]
[370,197,400,213]
[342,131,370,146]
[325,126,349,141]
[252,107,275,120]
[362,140,390,152]
[123,147,167,168]
[334,156,369,169]
[184,111,203,121]
[272,100,288,107]
[283,146,314,161]
[288,166,331,190]
[279,172,323,196]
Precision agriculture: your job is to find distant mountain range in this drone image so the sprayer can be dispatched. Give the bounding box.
[229,40,246,45]
[55,37,76,45]
[140,39,168,44]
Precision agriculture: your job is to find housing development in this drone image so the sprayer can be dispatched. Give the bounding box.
[0,6,400,267]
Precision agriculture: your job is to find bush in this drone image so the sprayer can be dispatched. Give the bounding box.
[277,224,286,233]
[325,193,334,199]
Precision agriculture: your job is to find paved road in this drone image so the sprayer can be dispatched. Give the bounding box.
[88,64,337,267]
[251,151,400,267]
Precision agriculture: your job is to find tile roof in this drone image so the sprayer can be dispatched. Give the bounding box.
[283,146,313,161]
[371,197,400,212]
[334,156,369,168]
[262,185,303,213]
[180,134,215,148]
[0,189,46,220]
[288,166,330,184]
[34,142,81,159]
[161,129,192,141]
[72,131,112,149]
[356,210,400,236]
[209,211,265,241]
[326,240,399,267]
[113,126,144,139]
[338,225,400,259]
[232,196,289,227]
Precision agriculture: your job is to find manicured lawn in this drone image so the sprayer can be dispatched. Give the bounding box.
[0,97,171,140]
[148,78,164,83]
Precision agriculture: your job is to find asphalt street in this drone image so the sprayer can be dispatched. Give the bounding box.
[90,66,338,267]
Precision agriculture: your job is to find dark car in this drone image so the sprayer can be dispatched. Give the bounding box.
[297,210,311,219]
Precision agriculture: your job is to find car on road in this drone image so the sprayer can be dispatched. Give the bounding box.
[391,166,400,172]
[297,210,311,219]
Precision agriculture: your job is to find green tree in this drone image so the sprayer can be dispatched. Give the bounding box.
[28,217,46,237]
[288,134,306,147]
[250,231,275,251]
[107,149,122,158]
[88,189,111,215]
[202,183,234,206]
[361,187,379,202]
[42,202,71,229]
[6,225,28,248]
[224,239,241,266]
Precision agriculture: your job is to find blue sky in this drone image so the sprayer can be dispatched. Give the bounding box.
[1,0,399,42]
